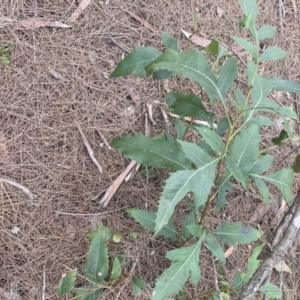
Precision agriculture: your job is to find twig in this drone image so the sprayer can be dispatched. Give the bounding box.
[56,208,123,216]
[0,177,36,200]
[42,265,46,300]
[99,160,137,207]
[75,121,102,174]
[103,31,130,53]
[210,249,223,300]
[169,113,217,129]
[146,103,156,125]
[160,107,169,133]
[96,129,115,152]
[278,0,284,28]
[239,189,300,299]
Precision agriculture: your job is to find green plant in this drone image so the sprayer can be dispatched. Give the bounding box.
[0,45,11,65]
[55,225,147,299]
[108,0,300,299]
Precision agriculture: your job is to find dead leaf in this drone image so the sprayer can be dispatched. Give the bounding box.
[249,203,271,223]
[48,67,68,81]
[224,246,234,258]
[68,0,92,23]
[217,6,225,17]
[181,29,211,48]
[275,260,292,274]
[15,19,71,30]
[123,9,159,35]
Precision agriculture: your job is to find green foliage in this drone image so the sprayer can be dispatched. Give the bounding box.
[0,45,11,65]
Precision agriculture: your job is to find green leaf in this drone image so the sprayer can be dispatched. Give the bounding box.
[169,93,213,123]
[238,0,258,20]
[292,154,300,173]
[110,256,122,280]
[151,239,203,300]
[248,115,274,126]
[263,76,300,93]
[112,134,192,170]
[253,177,269,203]
[161,31,178,51]
[232,37,258,60]
[217,117,231,136]
[259,283,282,299]
[217,57,238,100]
[110,47,161,77]
[206,233,225,263]
[182,211,195,240]
[216,177,232,210]
[113,232,121,243]
[247,244,264,280]
[73,286,103,300]
[187,224,205,238]
[145,49,225,105]
[203,39,219,54]
[250,154,274,175]
[257,24,276,40]
[197,140,215,156]
[126,208,177,238]
[173,118,186,140]
[192,126,225,153]
[228,124,260,173]
[213,221,261,246]
[260,46,287,62]
[232,271,247,289]
[55,271,77,296]
[132,276,147,296]
[84,225,112,283]
[249,168,294,204]
[271,129,288,145]
[225,156,248,187]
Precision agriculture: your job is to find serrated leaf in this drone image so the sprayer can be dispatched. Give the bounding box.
[253,177,270,203]
[217,57,238,100]
[259,283,282,299]
[217,117,231,136]
[112,134,192,170]
[84,225,112,283]
[126,208,177,238]
[206,233,225,263]
[132,276,147,296]
[161,31,178,51]
[247,244,264,280]
[225,156,248,187]
[187,224,205,238]
[260,46,287,62]
[151,239,203,300]
[263,76,300,93]
[169,93,213,123]
[182,211,195,240]
[145,49,225,105]
[216,176,232,210]
[110,256,122,280]
[271,129,288,145]
[110,47,161,77]
[232,271,247,289]
[213,221,261,246]
[228,124,260,173]
[155,158,218,234]
[250,168,294,204]
[238,0,258,20]
[55,271,77,296]
[232,37,258,60]
[292,154,300,173]
[257,24,276,40]
[248,115,274,126]
[173,118,186,140]
[250,154,274,175]
[192,126,225,153]
[73,286,103,300]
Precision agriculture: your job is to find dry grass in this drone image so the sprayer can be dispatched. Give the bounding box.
[0,0,300,299]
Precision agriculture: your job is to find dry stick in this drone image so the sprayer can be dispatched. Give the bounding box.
[160,107,169,133]
[0,177,36,200]
[99,160,137,207]
[96,129,115,152]
[210,249,223,300]
[75,121,102,174]
[238,189,300,300]
[103,31,130,54]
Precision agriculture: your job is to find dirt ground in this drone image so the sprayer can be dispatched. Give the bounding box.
[0,0,300,299]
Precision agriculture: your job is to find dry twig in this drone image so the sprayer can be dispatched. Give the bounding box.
[0,177,36,200]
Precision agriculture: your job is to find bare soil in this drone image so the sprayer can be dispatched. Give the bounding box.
[0,0,300,299]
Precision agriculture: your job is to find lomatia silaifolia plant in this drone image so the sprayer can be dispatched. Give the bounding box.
[56,1,300,299]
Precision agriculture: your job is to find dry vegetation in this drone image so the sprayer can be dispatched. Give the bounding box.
[0,0,300,299]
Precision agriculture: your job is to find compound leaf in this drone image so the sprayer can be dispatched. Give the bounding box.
[257,24,276,40]
[155,156,219,235]
[250,154,274,175]
[232,37,258,60]
[151,239,203,300]
[247,244,264,280]
[55,271,77,296]
[145,49,224,105]
[259,283,282,299]
[112,134,192,170]
[206,233,225,263]
[213,221,261,246]
[225,156,249,187]
[126,208,177,238]
[248,115,274,126]
[260,46,287,62]
[263,76,300,93]
[84,225,112,283]
[238,0,258,20]
[110,47,161,77]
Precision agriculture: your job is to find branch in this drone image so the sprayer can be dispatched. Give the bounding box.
[238,189,300,299]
